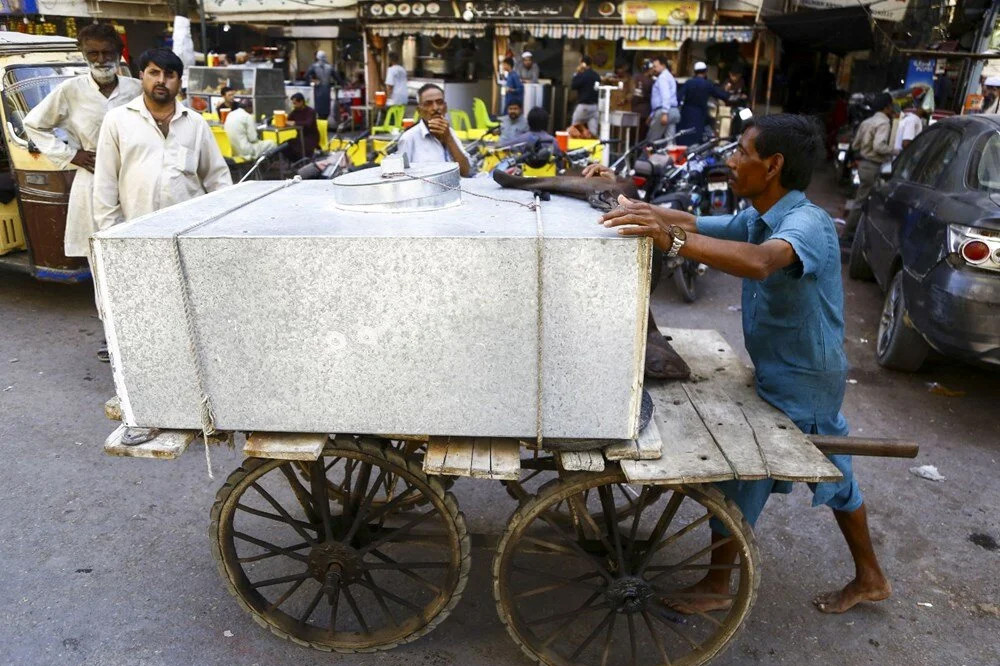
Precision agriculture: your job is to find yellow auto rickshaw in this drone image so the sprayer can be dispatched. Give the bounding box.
[0,32,92,282]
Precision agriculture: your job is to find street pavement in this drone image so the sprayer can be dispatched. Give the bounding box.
[1,168,998,666]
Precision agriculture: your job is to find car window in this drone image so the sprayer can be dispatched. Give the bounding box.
[969,131,1000,192]
[893,128,938,182]
[914,129,961,187]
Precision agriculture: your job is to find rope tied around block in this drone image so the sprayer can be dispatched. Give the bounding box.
[169,177,302,478]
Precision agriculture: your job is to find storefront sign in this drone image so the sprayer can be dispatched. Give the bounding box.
[622,38,680,50]
[794,0,909,23]
[904,58,935,90]
[361,0,584,20]
[621,1,699,26]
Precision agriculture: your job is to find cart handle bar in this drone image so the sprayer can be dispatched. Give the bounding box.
[807,435,918,458]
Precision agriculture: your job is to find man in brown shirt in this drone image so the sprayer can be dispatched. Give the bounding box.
[844,93,895,239]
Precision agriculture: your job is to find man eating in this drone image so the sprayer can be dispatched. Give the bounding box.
[395,84,471,177]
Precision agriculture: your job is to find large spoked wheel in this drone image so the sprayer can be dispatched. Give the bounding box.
[211,436,471,652]
[494,472,758,666]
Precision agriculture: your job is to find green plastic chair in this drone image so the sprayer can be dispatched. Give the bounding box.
[472,98,500,132]
[372,104,405,134]
[450,110,487,141]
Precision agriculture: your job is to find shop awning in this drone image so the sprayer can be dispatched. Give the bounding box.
[763,6,873,54]
[368,22,488,38]
[495,23,757,42]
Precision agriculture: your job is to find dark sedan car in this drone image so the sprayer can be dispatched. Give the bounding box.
[849,114,1000,371]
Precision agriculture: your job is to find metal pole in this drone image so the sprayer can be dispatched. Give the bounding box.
[197,0,209,60]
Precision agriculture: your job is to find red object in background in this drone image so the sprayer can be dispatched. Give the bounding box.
[555,131,569,152]
[667,145,686,165]
[114,24,130,63]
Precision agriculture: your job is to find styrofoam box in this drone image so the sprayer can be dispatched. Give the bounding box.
[92,178,651,439]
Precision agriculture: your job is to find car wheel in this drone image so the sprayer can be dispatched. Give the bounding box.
[876,270,929,372]
[848,215,875,281]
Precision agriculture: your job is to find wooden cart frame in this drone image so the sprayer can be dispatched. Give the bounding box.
[104,328,915,666]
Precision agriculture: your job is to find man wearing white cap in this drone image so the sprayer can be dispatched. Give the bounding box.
[980,76,1000,114]
[675,61,731,146]
[515,51,540,82]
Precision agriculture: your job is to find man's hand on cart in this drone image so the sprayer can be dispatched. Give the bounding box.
[599,194,697,249]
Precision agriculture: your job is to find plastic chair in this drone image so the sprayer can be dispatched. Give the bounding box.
[211,126,246,164]
[449,110,476,141]
[472,98,499,132]
[202,112,220,123]
[317,119,329,151]
[372,104,405,134]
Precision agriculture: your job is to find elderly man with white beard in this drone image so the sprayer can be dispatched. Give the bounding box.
[24,22,141,362]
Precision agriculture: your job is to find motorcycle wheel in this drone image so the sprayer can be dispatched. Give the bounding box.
[674,259,698,302]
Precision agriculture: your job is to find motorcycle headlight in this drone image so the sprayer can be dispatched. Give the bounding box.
[837,150,846,162]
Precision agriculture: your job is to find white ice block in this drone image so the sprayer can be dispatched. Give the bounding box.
[91,177,650,439]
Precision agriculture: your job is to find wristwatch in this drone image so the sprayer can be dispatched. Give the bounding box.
[666,225,687,258]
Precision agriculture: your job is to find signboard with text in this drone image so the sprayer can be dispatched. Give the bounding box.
[795,0,909,23]
[904,58,936,90]
[620,1,699,26]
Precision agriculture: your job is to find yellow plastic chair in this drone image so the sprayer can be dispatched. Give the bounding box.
[202,112,220,123]
[472,98,499,132]
[317,119,329,151]
[211,126,246,164]
[450,110,486,141]
[568,137,603,163]
[372,105,405,134]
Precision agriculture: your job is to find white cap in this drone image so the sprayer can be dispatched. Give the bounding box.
[521,51,533,59]
[985,75,1000,87]
[694,61,708,72]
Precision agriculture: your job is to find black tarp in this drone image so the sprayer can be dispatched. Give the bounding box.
[764,6,874,55]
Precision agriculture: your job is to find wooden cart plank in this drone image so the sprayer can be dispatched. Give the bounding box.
[558,450,606,472]
[423,438,448,475]
[682,382,769,480]
[621,381,734,484]
[635,419,663,459]
[441,436,475,476]
[603,438,641,460]
[103,425,195,460]
[489,438,522,480]
[726,383,843,482]
[244,432,326,461]
[470,438,493,478]
[660,327,754,385]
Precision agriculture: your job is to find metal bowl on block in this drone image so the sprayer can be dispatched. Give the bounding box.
[331,159,461,212]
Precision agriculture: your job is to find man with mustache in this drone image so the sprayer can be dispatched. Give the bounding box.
[93,48,231,233]
[24,23,141,361]
[395,84,471,177]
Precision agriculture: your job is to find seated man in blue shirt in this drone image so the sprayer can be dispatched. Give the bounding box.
[600,114,890,615]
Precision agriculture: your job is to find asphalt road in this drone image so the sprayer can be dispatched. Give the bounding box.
[1,172,998,666]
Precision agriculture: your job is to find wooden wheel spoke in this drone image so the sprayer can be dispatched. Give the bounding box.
[324,456,343,473]
[251,571,312,589]
[340,583,371,634]
[641,610,672,665]
[648,536,735,584]
[362,571,399,626]
[235,503,319,534]
[570,610,616,661]
[309,459,336,543]
[511,568,605,600]
[536,592,604,648]
[348,462,373,518]
[367,549,445,594]
[599,608,618,666]
[354,575,424,612]
[647,604,702,651]
[299,586,325,624]
[327,583,341,634]
[636,490,685,574]
[343,467,389,544]
[626,611,638,666]
[535,510,615,582]
[649,513,713,562]
[247,484,319,545]
[364,484,423,524]
[234,531,311,564]
[597,485,626,571]
[531,595,608,628]
[358,509,438,554]
[279,463,320,524]
[567,494,616,556]
[266,578,306,612]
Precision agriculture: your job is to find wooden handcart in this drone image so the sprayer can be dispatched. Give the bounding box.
[104,328,916,665]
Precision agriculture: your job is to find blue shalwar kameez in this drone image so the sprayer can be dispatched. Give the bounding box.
[696,191,864,533]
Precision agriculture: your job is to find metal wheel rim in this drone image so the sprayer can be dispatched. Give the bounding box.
[494,474,758,666]
[877,274,901,358]
[212,438,468,651]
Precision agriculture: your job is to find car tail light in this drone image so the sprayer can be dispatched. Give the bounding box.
[962,240,990,263]
[632,176,647,188]
[948,224,1000,271]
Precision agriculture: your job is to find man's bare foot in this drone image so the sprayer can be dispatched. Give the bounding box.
[660,580,733,615]
[812,576,891,614]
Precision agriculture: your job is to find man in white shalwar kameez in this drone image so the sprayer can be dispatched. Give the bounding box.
[24,22,141,361]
